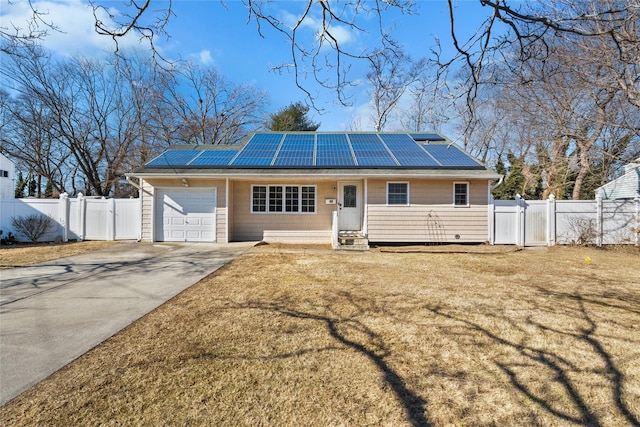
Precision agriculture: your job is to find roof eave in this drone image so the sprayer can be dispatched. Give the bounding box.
[127,168,502,180]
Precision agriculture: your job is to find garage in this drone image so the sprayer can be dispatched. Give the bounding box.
[154,188,217,242]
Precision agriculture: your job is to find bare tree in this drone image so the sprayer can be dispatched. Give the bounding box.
[156,62,268,145]
[0,0,59,54]
[0,45,166,196]
[397,76,452,134]
[29,0,629,115]
[366,44,427,131]
[0,90,72,195]
[465,27,640,199]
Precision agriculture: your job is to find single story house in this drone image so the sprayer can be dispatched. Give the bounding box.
[128,132,501,248]
[596,159,640,200]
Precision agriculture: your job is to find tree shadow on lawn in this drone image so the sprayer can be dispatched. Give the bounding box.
[424,281,640,427]
[236,294,432,427]
[192,273,640,427]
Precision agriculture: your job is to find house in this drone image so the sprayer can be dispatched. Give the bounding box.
[0,153,15,199]
[596,159,640,200]
[128,132,501,247]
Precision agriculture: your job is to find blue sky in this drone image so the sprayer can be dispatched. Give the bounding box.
[2,0,490,133]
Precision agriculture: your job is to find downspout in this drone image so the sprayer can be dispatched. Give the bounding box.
[491,175,504,191]
[126,176,141,191]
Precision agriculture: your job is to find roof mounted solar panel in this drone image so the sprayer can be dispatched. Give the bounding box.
[379,134,440,167]
[421,144,482,167]
[316,134,355,166]
[273,133,315,166]
[410,133,446,142]
[348,134,397,166]
[188,150,237,166]
[145,150,201,167]
[231,133,283,166]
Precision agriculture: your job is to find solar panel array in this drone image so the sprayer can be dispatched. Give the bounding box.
[273,133,314,166]
[232,133,283,166]
[189,150,237,166]
[316,134,355,166]
[379,134,439,167]
[349,134,397,166]
[145,150,203,167]
[420,144,481,167]
[144,133,484,169]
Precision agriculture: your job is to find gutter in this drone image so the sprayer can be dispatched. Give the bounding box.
[126,170,503,181]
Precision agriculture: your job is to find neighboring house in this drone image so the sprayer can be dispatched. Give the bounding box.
[0,153,15,199]
[129,132,501,247]
[596,159,640,200]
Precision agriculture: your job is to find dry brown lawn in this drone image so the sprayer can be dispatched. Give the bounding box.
[1,245,639,426]
[0,241,118,269]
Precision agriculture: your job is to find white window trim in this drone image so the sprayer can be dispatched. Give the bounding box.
[251,184,317,214]
[453,181,470,207]
[386,181,410,206]
[251,184,268,213]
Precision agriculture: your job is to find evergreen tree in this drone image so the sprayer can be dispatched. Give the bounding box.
[14,171,27,198]
[44,179,54,198]
[493,153,525,200]
[28,176,37,197]
[266,102,320,131]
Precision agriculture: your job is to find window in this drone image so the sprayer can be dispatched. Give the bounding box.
[269,186,283,212]
[252,186,266,212]
[252,185,316,214]
[301,186,315,212]
[387,182,409,205]
[0,170,8,178]
[454,182,469,206]
[343,185,357,208]
[285,186,299,212]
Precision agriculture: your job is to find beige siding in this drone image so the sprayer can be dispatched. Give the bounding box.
[226,180,233,243]
[140,179,154,241]
[141,178,227,243]
[367,178,489,243]
[263,230,332,244]
[232,181,336,241]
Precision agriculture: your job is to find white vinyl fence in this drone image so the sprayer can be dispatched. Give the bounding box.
[1,194,140,242]
[490,195,639,247]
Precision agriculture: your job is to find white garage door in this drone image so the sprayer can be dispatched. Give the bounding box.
[155,188,217,242]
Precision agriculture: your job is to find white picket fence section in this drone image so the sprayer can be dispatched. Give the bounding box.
[1,194,140,242]
[490,195,639,246]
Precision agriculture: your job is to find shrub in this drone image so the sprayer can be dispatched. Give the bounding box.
[0,229,17,245]
[567,217,597,246]
[10,214,56,243]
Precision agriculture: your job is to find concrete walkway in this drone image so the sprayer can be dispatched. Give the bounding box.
[0,241,255,405]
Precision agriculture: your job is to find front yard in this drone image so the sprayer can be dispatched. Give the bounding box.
[1,246,639,425]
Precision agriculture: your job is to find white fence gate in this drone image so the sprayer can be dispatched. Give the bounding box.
[1,195,140,242]
[491,195,639,247]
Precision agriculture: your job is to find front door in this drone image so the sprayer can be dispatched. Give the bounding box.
[338,181,362,231]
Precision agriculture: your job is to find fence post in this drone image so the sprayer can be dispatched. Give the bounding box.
[58,193,69,243]
[107,197,116,241]
[633,191,640,246]
[547,194,556,246]
[488,193,495,245]
[515,194,525,246]
[596,194,603,247]
[77,193,86,241]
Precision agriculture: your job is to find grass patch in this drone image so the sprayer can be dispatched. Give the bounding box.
[1,246,639,425]
[0,241,118,269]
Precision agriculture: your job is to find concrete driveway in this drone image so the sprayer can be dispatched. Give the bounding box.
[0,241,255,405]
